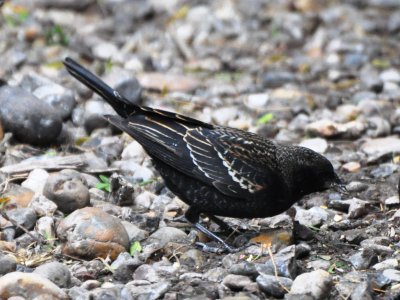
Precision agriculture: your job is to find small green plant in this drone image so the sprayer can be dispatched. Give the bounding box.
[328,260,349,274]
[256,112,274,125]
[130,241,142,256]
[96,175,111,192]
[45,24,69,46]
[138,179,154,187]
[3,5,29,27]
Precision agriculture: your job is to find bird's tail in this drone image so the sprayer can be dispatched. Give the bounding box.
[64,57,136,117]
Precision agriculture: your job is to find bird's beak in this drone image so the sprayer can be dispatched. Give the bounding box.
[330,173,348,195]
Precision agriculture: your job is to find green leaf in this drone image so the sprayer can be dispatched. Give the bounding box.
[138,179,154,187]
[96,175,111,192]
[256,113,274,125]
[130,241,142,256]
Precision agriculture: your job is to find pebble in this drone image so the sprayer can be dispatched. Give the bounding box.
[383,269,400,283]
[21,169,49,195]
[203,267,227,283]
[289,269,332,299]
[362,137,400,161]
[33,261,71,288]
[133,264,160,283]
[295,206,329,227]
[83,99,114,133]
[0,253,17,275]
[256,274,292,298]
[28,194,58,217]
[43,170,90,214]
[2,185,34,209]
[222,274,253,290]
[6,207,37,236]
[146,226,187,249]
[104,67,142,105]
[212,106,239,125]
[342,161,361,173]
[137,73,200,92]
[380,69,400,83]
[245,94,269,109]
[255,245,297,279]
[121,220,149,242]
[350,281,373,300]
[121,281,171,300]
[111,252,143,282]
[121,140,147,162]
[299,137,328,154]
[0,272,67,299]
[261,71,297,88]
[0,85,62,146]
[349,249,378,270]
[180,249,205,269]
[372,258,399,270]
[112,159,154,181]
[57,207,130,260]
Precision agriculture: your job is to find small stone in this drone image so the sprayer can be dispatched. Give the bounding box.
[0,253,17,275]
[28,194,58,217]
[223,274,253,290]
[261,71,297,88]
[146,226,187,248]
[121,140,147,162]
[6,207,37,236]
[350,281,373,300]
[133,264,159,283]
[21,169,49,195]
[36,216,56,245]
[43,171,90,214]
[295,207,329,227]
[92,42,119,60]
[349,249,378,270]
[372,258,399,270]
[134,191,155,209]
[383,269,400,282]
[2,185,34,209]
[342,161,361,173]
[212,106,239,125]
[111,252,142,282]
[299,138,328,154]
[255,245,297,279]
[348,199,369,219]
[180,249,205,269]
[121,281,171,300]
[121,221,149,242]
[0,272,67,299]
[380,69,400,83]
[385,196,399,206]
[57,207,129,260]
[256,274,292,298]
[137,73,199,92]
[33,262,71,288]
[306,259,331,271]
[203,267,227,283]
[245,94,269,109]
[289,269,332,299]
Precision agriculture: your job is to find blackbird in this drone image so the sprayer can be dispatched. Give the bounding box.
[64,57,345,252]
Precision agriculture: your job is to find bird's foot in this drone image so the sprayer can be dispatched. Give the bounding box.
[195,242,247,254]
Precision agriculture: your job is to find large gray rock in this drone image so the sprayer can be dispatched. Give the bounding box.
[0,85,62,145]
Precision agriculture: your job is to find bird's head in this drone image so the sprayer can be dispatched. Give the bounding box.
[281,146,346,198]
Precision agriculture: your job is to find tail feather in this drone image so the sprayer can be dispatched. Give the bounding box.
[64,57,135,117]
[63,57,213,128]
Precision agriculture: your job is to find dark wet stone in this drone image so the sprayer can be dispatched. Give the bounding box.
[0,85,62,145]
[255,246,297,279]
[229,262,258,278]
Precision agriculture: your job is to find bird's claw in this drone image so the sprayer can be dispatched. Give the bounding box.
[195,242,247,254]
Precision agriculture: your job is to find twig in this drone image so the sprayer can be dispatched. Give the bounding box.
[267,246,290,293]
[0,210,43,244]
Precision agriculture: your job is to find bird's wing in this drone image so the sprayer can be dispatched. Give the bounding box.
[185,127,281,197]
[106,115,280,199]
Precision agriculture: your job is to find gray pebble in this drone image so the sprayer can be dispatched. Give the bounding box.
[6,207,37,236]
[0,253,17,275]
[256,274,292,298]
[289,269,332,299]
[33,261,71,288]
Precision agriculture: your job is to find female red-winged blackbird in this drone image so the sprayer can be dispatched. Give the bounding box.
[64,58,345,252]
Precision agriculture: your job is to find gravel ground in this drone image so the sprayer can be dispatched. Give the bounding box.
[0,0,400,299]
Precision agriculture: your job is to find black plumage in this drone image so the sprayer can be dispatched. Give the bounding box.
[64,58,345,252]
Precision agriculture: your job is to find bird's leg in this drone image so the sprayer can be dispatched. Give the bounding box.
[185,207,245,253]
[206,214,238,233]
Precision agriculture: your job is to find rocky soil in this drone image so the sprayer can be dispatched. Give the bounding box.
[0,0,400,299]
